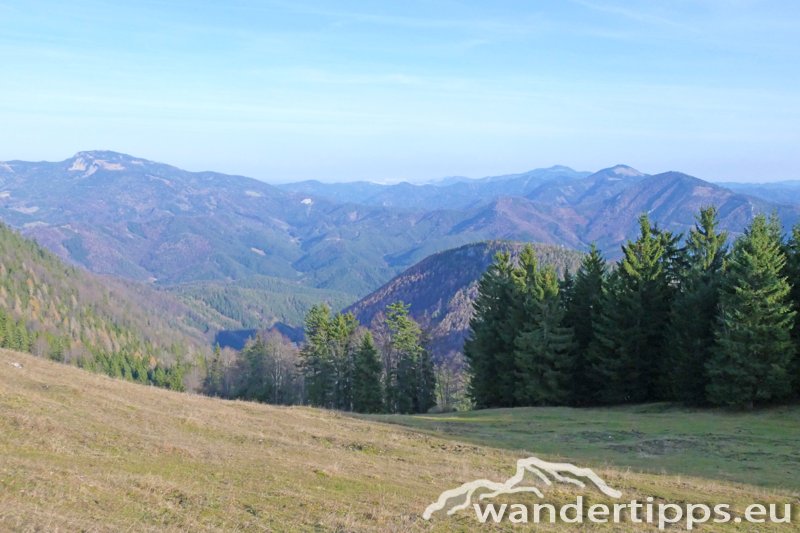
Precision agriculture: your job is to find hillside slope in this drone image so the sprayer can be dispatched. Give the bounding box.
[1,349,794,532]
[346,241,584,362]
[0,223,218,385]
[170,275,354,330]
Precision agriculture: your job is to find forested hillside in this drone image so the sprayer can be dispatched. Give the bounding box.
[172,275,353,330]
[0,223,214,389]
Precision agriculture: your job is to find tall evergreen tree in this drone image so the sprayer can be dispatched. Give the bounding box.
[707,215,796,408]
[463,251,520,408]
[204,344,225,397]
[416,348,437,413]
[514,267,575,405]
[352,332,384,413]
[563,245,606,405]
[299,304,334,407]
[669,207,728,404]
[329,312,359,411]
[784,223,800,396]
[384,302,436,413]
[590,215,678,403]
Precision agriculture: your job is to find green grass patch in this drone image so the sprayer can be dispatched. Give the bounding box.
[364,403,800,491]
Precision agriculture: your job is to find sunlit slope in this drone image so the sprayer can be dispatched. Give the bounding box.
[1,349,795,532]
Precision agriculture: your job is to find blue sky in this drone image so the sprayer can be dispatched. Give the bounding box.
[1,1,798,182]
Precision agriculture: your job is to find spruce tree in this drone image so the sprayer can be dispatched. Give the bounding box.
[299,304,334,407]
[238,335,270,401]
[463,251,520,408]
[590,215,677,404]
[383,302,435,413]
[329,312,358,411]
[205,344,225,397]
[563,245,606,405]
[352,332,384,413]
[669,207,727,404]
[416,348,437,413]
[514,267,574,405]
[784,223,800,396]
[707,215,796,408]
[586,271,629,404]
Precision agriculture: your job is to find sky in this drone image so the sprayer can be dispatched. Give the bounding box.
[1,1,798,183]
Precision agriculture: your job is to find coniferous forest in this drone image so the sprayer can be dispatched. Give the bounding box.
[466,207,800,409]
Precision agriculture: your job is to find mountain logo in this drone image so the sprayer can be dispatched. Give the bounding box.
[422,456,622,520]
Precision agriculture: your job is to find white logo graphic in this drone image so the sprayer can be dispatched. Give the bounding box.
[423,456,622,520]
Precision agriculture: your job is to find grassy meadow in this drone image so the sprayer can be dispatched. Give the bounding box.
[366,403,800,491]
[1,348,798,531]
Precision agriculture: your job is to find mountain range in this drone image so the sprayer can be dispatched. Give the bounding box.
[2,151,799,333]
[718,180,800,206]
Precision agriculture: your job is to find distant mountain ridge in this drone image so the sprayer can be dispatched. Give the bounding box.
[2,151,798,313]
[277,165,591,210]
[718,181,800,206]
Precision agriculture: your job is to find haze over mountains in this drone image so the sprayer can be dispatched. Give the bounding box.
[2,151,799,334]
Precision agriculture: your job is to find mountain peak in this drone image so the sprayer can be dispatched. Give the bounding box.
[67,151,147,173]
[608,164,644,177]
[72,150,135,161]
[588,165,646,181]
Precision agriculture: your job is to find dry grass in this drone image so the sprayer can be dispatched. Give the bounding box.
[1,349,797,532]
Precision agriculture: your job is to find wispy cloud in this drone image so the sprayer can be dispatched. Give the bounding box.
[571,0,698,32]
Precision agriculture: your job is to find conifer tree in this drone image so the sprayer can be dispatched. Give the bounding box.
[383,302,435,413]
[463,251,520,408]
[299,304,334,407]
[205,344,225,397]
[590,215,678,403]
[784,223,800,396]
[352,332,384,413]
[669,207,727,404]
[514,267,574,405]
[238,336,270,401]
[416,348,437,413]
[563,245,606,405]
[329,312,359,411]
[707,215,796,408]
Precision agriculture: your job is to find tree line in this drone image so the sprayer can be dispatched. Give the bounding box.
[0,279,187,390]
[466,207,800,409]
[204,301,437,414]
